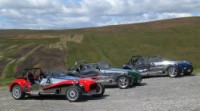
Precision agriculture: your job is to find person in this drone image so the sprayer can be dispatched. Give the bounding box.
[27,72,35,84]
[39,73,46,81]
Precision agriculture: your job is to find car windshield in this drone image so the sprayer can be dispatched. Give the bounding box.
[82,63,98,70]
[97,61,110,70]
[135,58,146,65]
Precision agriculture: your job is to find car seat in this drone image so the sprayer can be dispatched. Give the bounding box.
[27,72,35,84]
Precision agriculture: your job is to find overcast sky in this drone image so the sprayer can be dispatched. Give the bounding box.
[0,0,200,29]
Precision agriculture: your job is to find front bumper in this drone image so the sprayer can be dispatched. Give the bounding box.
[182,66,193,74]
[177,63,193,74]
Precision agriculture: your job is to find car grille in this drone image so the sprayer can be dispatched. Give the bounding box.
[90,83,97,90]
[188,65,192,69]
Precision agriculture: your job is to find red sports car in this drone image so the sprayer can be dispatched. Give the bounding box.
[9,68,105,102]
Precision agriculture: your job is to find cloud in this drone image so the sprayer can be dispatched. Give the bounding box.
[0,0,199,29]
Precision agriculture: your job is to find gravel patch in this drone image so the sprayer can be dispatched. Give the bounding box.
[0,74,200,111]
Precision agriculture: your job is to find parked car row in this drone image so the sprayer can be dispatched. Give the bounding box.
[9,55,193,102]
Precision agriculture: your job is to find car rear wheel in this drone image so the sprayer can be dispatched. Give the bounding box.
[117,76,130,89]
[93,83,105,97]
[167,66,180,78]
[11,85,25,100]
[66,86,82,102]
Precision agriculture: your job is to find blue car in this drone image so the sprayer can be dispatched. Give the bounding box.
[123,55,193,78]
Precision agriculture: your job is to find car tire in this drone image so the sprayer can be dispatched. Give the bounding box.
[66,86,82,102]
[167,66,180,78]
[11,85,25,100]
[93,83,105,97]
[117,76,130,89]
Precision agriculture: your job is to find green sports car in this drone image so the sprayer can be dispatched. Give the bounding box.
[68,61,142,89]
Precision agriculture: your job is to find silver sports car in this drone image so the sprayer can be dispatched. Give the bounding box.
[123,55,193,78]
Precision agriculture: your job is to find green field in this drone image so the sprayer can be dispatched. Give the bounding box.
[0,17,200,85]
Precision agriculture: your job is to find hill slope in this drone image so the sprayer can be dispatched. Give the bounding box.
[67,17,200,67]
[0,17,200,82]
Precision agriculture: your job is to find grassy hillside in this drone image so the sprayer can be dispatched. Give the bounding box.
[67,17,200,67]
[0,17,200,85]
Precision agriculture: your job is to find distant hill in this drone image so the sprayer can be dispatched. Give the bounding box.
[0,16,200,79]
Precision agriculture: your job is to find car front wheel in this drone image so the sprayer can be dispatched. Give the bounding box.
[93,83,105,97]
[117,76,130,89]
[11,85,25,100]
[66,86,82,102]
[167,66,180,78]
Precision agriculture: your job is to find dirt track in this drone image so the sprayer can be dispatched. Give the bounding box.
[0,74,200,111]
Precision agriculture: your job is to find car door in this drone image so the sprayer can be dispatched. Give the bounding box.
[148,57,165,75]
[27,68,43,94]
[98,69,119,83]
[133,58,150,74]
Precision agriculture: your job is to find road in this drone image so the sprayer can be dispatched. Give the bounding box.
[0,74,200,111]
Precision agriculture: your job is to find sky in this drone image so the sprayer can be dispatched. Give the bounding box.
[0,0,200,29]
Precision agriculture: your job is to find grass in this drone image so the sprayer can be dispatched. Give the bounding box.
[0,38,60,81]
[66,25,200,68]
[0,78,14,86]
[0,38,59,45]
[194,69,200,73]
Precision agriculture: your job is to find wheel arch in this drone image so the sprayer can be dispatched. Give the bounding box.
[59,84,84,94]
[115,75,131,82]
[166,65,177,72]
[9,79,30,92]
[10,83,24,92]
